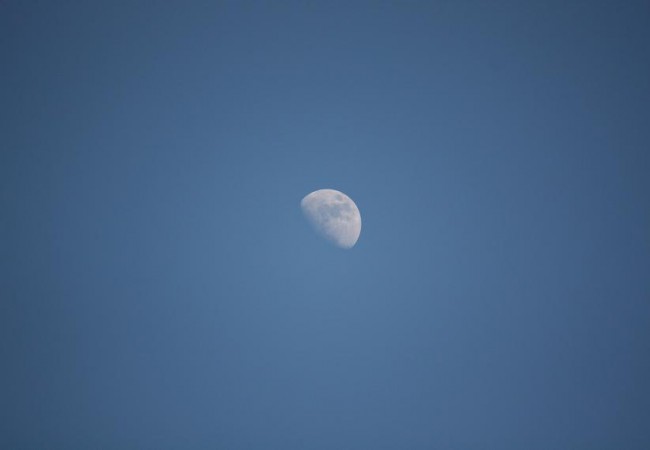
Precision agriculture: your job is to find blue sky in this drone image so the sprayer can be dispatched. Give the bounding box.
[2,1,649,448]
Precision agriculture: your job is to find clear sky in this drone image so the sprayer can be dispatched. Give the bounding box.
[2,1,649,448]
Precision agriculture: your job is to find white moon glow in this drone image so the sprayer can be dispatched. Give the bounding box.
[301,189,361,249]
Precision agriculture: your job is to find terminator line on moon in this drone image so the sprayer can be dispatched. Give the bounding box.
[301,189,362,249]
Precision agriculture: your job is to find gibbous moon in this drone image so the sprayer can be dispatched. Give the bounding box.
[301,189,361,249]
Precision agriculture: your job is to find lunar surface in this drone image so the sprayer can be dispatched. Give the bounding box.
[300,189,361,249]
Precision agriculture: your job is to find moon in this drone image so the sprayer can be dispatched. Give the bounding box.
[300,189,362,249]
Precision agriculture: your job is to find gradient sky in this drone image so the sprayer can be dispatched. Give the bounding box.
[2,1,649,448]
